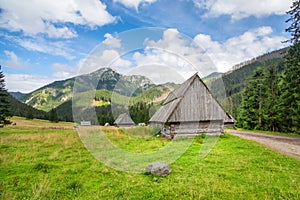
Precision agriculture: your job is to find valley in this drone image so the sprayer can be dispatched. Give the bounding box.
[9,47,289,126]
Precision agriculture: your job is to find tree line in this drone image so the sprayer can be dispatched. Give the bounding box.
[237,43,299,133]
[237,0,300,133]
[0,68,60,125]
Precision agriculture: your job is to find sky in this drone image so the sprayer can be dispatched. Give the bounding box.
[0,0,293,93]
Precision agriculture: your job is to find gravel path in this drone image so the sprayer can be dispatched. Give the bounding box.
[226,129,300,160]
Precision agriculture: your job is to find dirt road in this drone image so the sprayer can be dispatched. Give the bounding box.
[226,129,300,160]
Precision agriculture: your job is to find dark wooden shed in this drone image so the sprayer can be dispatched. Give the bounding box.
[149,73,234,137]
[114,113,135,127]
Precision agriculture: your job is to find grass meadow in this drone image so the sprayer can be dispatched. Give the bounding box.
[1,117,300,199]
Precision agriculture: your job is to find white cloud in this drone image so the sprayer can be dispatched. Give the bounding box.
[52,63,78,79]
[5,60,80,92]
[132,28,216,79]
[0,0,115,38]
[3,34,75,60]
[194,0,292,19]
[78,49,132,74]
[127,64,186,84]
[20,39,75,60]
[114,0,157,9]
[4,26,287,93]
[124,27,287,79]
[5,62,78,93]
[132,49,198,80]
[3,51,29,69]
[102,33,122,49]
[5,74,56,93]
[194,26,288,71]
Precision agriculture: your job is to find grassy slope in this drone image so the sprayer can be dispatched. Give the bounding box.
[1,118,300,199]
[8,116,74,128]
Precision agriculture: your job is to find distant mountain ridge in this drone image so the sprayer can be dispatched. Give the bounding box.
[203,72,223,81]
[19,68,154,111]
[56,83,176,122]
[13,47,289,121]
[10,91,25,100]
[225,47,288,75]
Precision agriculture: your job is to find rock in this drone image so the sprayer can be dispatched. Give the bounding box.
[145,163,171,177]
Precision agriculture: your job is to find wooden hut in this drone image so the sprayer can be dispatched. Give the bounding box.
[149,73,234,138]
[114,113,135,127]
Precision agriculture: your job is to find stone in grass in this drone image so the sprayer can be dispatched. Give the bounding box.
[145,163,171,177]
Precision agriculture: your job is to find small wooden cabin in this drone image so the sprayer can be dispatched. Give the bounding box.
[114,113,135,127]
[149,73,234,138]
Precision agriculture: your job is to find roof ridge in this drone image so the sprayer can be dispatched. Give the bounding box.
[162,73,198,105]
[164,73,198,123]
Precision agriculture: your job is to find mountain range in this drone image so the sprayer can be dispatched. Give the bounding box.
[17,68,154,111]
[9,47,288,123]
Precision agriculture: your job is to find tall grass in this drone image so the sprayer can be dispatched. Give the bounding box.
[1,118,300,199]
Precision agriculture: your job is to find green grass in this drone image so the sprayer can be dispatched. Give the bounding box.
[92,99,111,107]
[1,119,300,199]
[103,126,167,153]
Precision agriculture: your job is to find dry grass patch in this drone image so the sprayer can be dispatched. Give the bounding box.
[8,116,75,129]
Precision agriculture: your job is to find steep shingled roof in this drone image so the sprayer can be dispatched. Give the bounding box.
[114,113,135,125]
[150,73,233,123]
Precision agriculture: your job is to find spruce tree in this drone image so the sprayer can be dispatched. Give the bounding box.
[261,66,281,131]
[0,66,11,126]
[25,109,34,120]
[49,108,59,123]
[237,66,283,131]
[285,0,300,44]
[279,44,300,133]
[237,68,266,130]
[279,0,300,133]
[237,0,300,132]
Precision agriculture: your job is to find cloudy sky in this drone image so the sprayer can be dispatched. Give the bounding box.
[0,0,292,93]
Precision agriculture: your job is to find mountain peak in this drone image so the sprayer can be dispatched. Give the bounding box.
[20,67,154,111]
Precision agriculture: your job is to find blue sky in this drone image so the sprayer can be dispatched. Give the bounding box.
[0,0,292,93]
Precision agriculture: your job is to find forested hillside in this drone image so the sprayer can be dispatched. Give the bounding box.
[237,43,300,133]
[7,43,297,130]
[20,68,154,111]
[208,48,287,118]
[7,47,291,126]
[56,84,175,124]
[9,91,25,100]
[8,93,48,120]
[236,1,300,134]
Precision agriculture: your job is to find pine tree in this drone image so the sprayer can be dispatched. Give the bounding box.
[278,0,300,133]
[261,66,281,131]
[49,108,59,123]
[279,43,300,133]
[285,0,300,44]
[234,0,300,132]
[237,66,283,131]
[0,66,11,126]
[25,109,34,120]
[237,68,266,130]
